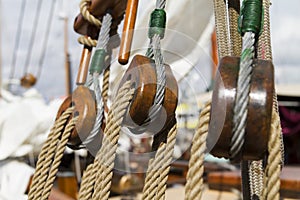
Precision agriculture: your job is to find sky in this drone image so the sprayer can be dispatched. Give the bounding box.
[0,0,300,100]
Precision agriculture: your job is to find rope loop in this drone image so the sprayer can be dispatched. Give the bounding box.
[79,0,101,27]
[148,9,167,39]
[238,0,263,35]
[78,36,97,47]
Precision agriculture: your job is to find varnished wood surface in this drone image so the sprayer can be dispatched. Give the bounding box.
[209,56,274,161]
[208,166,300,199]
[118,55,178,138]
[20,73,37,88]
[56,86,97,147]
[118,0,139,65]
[76,45,92,85]
[73,0,127,39]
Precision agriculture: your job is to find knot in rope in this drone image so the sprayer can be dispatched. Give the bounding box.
[238,0,263,35]
[148,9,166,39]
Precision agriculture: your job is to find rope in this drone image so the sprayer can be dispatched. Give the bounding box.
[249,160,263,199]
[36,0,57,79]
[23,0,44,75]
[78,14,112,149]
[76,81,134,200]
[155,125,177,200]
[141,124,177,200]
[9,0,27,80]
[77,0,102,47]
[184,102,210,200]
[79,0,101,27]
[78,162,97,200]
[261,106,282,200]
[228,0,242,56]
[142,143,167,200]
[132,0,167,133]
[102,67,110,105]
[78,73,103,150]
[257,1,283,199]
[40,117,78,200]
[257,0,272,61]
[213,0,231,58]
[92,81,134,200]
[78,36,97,47]
[230,31,255,159]
[28,106,75,200]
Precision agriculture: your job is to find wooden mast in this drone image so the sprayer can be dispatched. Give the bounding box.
[64,16,72,96]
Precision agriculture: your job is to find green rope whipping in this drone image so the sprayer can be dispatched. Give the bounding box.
[89,49,106,74]
[148,9,166,39]
[238,0,263,35]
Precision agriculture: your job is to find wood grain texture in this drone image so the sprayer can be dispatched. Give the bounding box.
[119,55,178,139]
[73,0,127,39]
[56,86,97,147]
[209,56,274,160]
[76,45,92,85]
[118,0,139,64]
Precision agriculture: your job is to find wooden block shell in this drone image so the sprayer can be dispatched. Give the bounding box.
[209,56,274,160]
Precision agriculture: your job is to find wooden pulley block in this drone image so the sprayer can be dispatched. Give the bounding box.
[73,0,126,39]
[56,86,97,147]
[209,56,274,160]
[118,55,178,136]
[20,73,37,88]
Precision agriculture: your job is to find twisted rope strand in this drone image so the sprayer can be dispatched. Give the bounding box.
[79,0,101,27]
[28,107,74,200]
[213,0,231,58]
[40,117,78,200]
[185,102,211,200]
[261,107,282,200]
[142,143,167,200]
[77,0,102,47]
[102,67,110,105]
[155,125,178,200]
[90,81,134,200]
[78,163,96,200]
[230,32,255,159]
[249,160,263,199]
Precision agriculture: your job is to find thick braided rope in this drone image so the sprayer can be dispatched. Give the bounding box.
[261,106,282,200]
[91,81,134,200]
[142,143,167,200]
[155,125,177,200]
[258,0,272,61]
[228,0,242,56]
[249,160,263,198]
[184,102,211,200]
[213,0,231,58]
[40,117,78,200]
[141,125,177,200]
[230,32,255,159]
[102,67,110,105]
[77,82,134,200]
[79,0,101,27]
[77,0,101,47]
[28,107,74,200]
[78,162,97,200]
[257,1,283,198]
[78,36,97,47]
